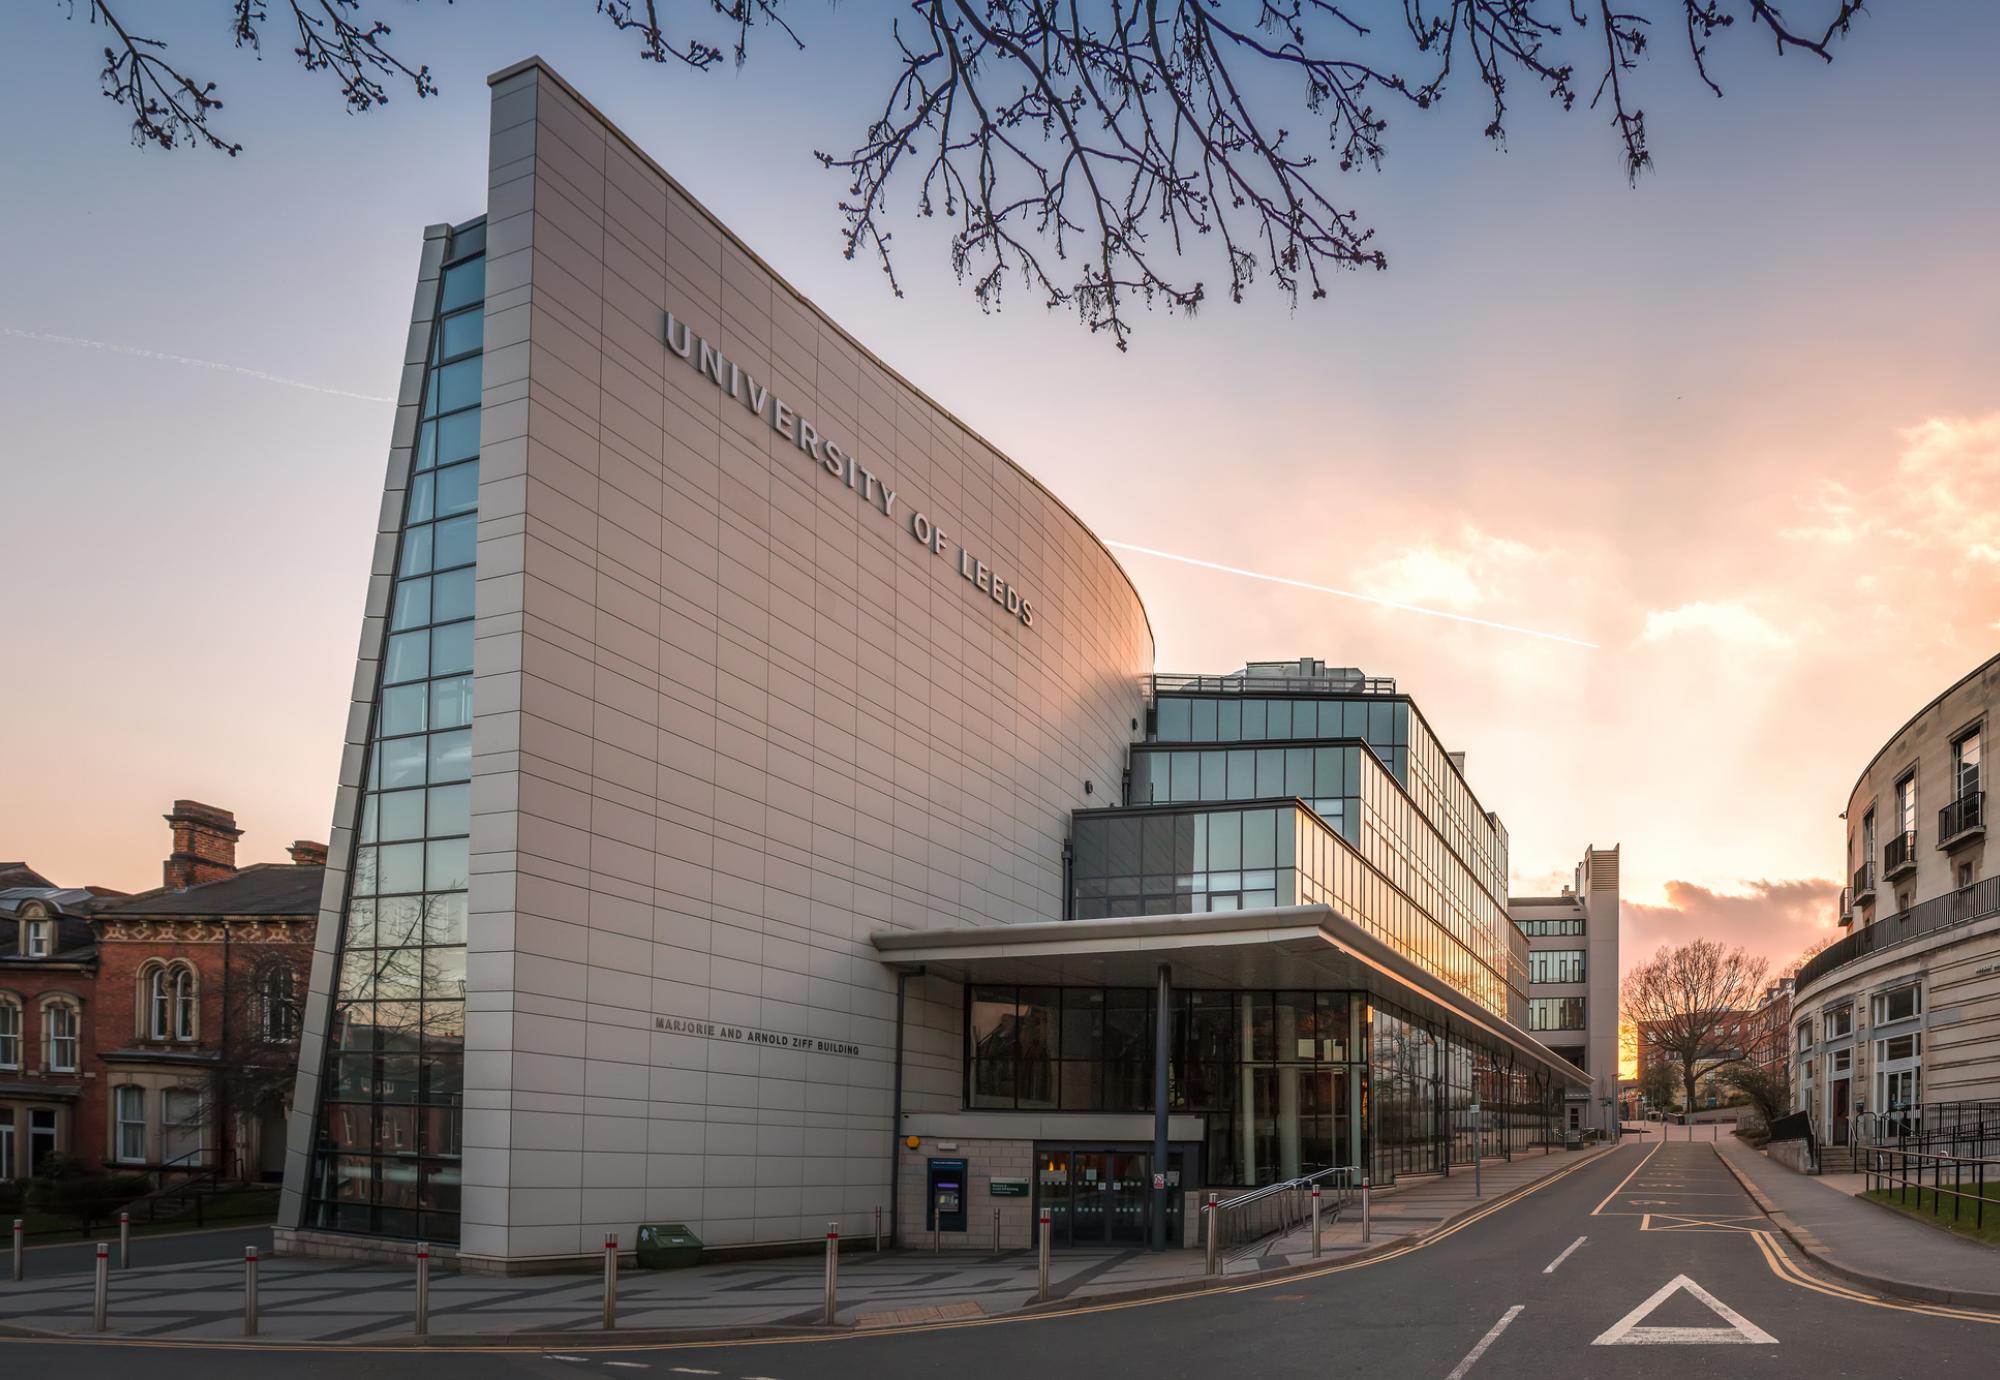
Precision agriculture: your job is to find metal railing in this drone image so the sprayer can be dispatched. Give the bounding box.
[1861,1145,1996,1232]
[1202,1166,1359,1263]
[1855,1101,2000,1159]
[1940,790,1984,843]
[1795,875,2000,994]
[1883,831,1917,877]
[1150,672,1399,699]
[1851,860,1876,901]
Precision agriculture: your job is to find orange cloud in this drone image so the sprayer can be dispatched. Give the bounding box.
[1622,878,1842,978]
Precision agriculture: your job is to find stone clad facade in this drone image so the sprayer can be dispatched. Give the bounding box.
[1791,653,1999,1145]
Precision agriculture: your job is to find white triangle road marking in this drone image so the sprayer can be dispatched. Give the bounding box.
[1590,1274,1778,1346]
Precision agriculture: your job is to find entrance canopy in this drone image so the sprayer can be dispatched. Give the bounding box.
[871,903,1588,1090]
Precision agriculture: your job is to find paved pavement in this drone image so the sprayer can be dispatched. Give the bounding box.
[17,1226,274,1279]
[0,1144,1606,1342]
[1715,1135,2000,1306]
[3,1138,1998,1378]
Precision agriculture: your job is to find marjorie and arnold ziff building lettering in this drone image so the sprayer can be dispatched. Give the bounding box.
[278,57,1586,1271]
[664,309,1037,627]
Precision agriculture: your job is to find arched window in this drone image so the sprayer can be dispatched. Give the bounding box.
[140,963,198,1041]
[172,965,197,1040]
[144,962,170,1039]
[19,904,52,958]
[257,964,296,1044]
[41,998,81,1072]
[0,994,21,1069]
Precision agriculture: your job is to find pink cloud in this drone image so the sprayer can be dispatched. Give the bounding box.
[1622,878,1842,978]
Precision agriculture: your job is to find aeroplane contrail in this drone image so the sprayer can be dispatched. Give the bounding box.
[1104,541,1598,649]
[2,326,396,403]
[5,323,1593,651]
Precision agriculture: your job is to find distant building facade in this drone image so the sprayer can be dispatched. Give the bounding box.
[1509,845,1621,1131]
[0,886,102,1181]
[1792,654,1999,1146]
[0,803,320,1184]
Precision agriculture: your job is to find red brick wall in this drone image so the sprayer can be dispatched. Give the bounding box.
[0,964,100,1171]
[92,917,316,1175]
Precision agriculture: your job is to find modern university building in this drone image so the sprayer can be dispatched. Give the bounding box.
[276,58,1588,1270]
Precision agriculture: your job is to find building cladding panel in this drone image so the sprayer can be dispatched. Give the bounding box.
[283,59,1153,1265]
[1508,844,1621,1121]
[1791,653,1999,1122]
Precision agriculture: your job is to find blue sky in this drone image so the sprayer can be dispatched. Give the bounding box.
[5,3,1997,969]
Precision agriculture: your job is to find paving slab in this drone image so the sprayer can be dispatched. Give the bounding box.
[0,1142,1613,1343]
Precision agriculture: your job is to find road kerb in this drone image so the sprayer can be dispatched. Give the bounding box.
[1710,1144,2000,1312]
[0,1145,1623,1351]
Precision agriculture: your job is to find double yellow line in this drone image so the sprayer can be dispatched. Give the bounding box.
[1750,1229,2000,1325]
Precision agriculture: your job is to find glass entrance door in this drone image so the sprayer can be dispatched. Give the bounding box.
[1072,1151,1112,1241]
[1108,1152,1151,1244]
[1036,1145,1189,1246]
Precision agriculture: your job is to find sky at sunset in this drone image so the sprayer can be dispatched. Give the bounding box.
[4,4,1996,979]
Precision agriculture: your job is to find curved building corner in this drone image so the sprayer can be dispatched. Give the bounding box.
[1792,652,1998,1151]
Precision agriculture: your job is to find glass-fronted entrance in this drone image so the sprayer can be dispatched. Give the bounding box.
[1036,1144,1190,1246]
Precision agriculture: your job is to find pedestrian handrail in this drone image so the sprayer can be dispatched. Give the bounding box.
[1203,1166,1359,1261]
[1860,1145,1996,1232]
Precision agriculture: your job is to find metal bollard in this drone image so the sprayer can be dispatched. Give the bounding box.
[993,1207,1001,1254]
[243,1246,259,1336]
[414,1241,431,1336]
[1310,1187,1322,1258]
[1036,1208,1052,1302]
[602,1233,619,1330]
[933,1217,941,1255]
[11,1218,21,1282]
[1203,1192,1219,1275]
[92,1242,108,1331]
[1474,1151,1482,1200]
[823,1222,839,1325]
[119,1211,130,1270]
[874,1205,882,1253]
[1361,1178,1371,1244]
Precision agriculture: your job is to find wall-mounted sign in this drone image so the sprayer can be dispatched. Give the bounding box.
[653,1014,861,1058]
[990,1178,1030,1197]
[664,311,1036,628]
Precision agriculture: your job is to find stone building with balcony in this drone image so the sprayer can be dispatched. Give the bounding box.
[1791,653,1998,1155]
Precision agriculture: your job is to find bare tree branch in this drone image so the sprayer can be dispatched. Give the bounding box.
[1623,937,1770,1110]
[64,1,1870,347]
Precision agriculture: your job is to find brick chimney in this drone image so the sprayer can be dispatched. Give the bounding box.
[288,840,328,867]
[162,800,242,889]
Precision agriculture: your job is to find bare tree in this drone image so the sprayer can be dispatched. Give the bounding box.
[53,2,1867,347]
[1621,938,1769,1113]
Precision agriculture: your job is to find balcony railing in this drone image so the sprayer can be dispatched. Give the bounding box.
[1838,886,1853,927]
[1851,860,1876,902]
[1883,830,1918,878]
[1150,671,1399,699]
[1939,791,1984,846]
[1795,874,2000,994]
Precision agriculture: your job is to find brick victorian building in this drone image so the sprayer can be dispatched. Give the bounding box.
[0,804,321,1184]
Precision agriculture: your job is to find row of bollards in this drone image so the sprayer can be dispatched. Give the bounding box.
[34,1210,927,1337]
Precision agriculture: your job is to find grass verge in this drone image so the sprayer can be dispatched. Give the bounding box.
[1863,1183,2000,1248]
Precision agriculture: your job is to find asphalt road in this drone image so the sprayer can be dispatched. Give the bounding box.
[4,1141,1995,1378]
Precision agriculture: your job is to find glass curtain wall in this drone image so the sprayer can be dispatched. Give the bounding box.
[968,985,1364,1185]
[1071,804,1512,1018]
[305,228,484,1242]
[965,985,1560,1186]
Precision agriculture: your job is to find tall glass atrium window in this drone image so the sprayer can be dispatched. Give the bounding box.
[306,232,483,1242]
